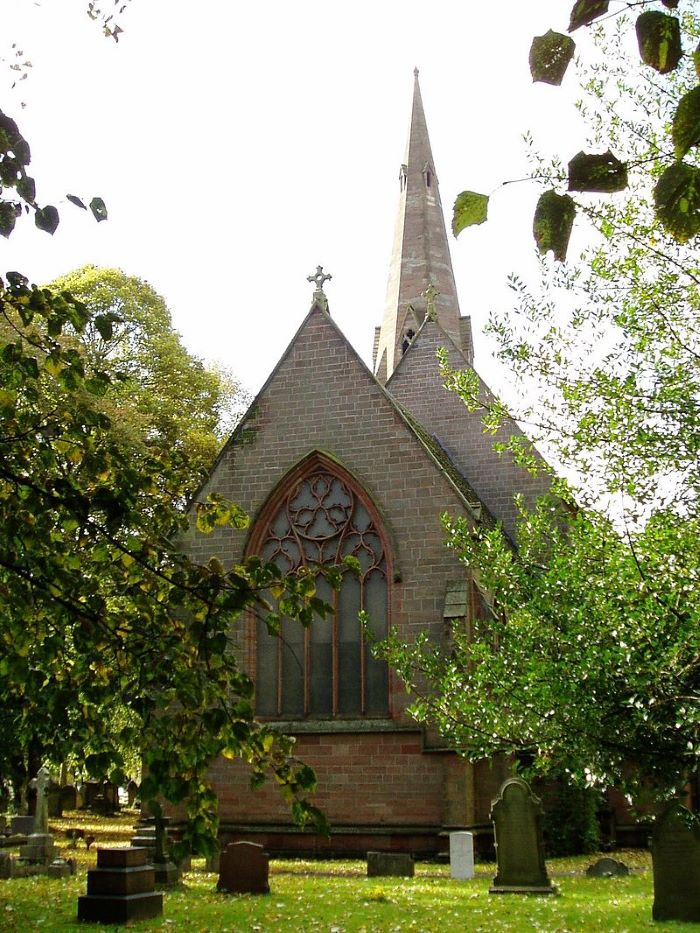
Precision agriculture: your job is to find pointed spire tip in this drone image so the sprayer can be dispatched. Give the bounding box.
[413,66,419,79]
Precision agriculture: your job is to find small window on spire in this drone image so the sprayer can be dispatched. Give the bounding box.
[425,169,432,188]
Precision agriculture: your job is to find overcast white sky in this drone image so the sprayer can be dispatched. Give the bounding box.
[4,1,593,395]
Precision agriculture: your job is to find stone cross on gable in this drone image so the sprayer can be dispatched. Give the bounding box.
[33,765,50,835]
[307,265,332,292]
[307,265,332,314]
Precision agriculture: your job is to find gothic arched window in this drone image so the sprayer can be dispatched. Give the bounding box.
[251,458,390,720]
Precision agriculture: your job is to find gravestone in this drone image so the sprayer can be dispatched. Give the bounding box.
[366,851,415,878]
[489,777,557,895]
[81,781,101,810]
[78,847,163,923]
[10,815,34,836]
[152,815,179,887]
[651,802,700,923]
[103,780,119,813]
[127,780,139,807]
[47,781,62,818]
[217,841,270,894]
[449,831,475,880]
[586,857,629,877]
[60,785,77,811]
[19,766,56,865]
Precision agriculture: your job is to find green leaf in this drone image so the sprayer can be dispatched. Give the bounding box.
[16,175,35,202]
[568,0,609,32]
[654,161,700,242]
[94,313,114,341]
[533,190,576,262]
[636,11,682,74]
[695,41,700,79]
[67,194,87,210]
[568,150,627,193]
[672,86,700,160]
[0,202,17,238]
[35,205,59,234]
[452,190,488,236]
[529,31,576,86]
[89,196,108,222]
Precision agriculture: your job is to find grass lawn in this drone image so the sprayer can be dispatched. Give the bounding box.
[0,813,693,931]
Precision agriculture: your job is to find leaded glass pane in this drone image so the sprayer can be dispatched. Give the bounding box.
[310,576,333,715]
[364,569,389,715]
[280,616,304,717]
[256,467,388,719]
[338,572,361,714]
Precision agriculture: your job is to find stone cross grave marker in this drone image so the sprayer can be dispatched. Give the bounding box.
[449,831,475,880]
[489,777,557,895]
[651,802,700,923]
[33,765,50,835]
[217,841,270,895]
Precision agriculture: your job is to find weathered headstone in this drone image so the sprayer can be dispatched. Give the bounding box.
[366,851,415,878]
[152,815,179,887]
[652,802,700,923]
[586,857,629,877]
[10,815,34,836]
[489,777,557,895]
[217,841,270,894]
[60,785,77,811]
[449,831,475,880]
[103,780,119,814]
[78,847,163,923]
[127,780,139,807]
[18,766,56,866]
[47,781,63,818]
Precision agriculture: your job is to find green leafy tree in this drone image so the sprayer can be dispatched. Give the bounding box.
[46,265,249,479]
[0,272,336,853]
[454,1,700,254]
[380,6,700,817]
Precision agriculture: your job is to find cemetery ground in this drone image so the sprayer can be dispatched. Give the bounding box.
[0,812,694,931]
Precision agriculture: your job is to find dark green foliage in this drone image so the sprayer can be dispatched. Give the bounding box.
[568,0,609,33]
[654,161,700,241]
[538,775,602,857]
[672,85,700,159]
[529,31,576,86]
[533,190,576,261]
[568,150,628,193]
[636,11,683,75]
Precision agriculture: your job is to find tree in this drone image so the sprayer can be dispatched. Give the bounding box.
[46,265,249,479]
[379,4,700,813]
[0,272,341,853]
[454,0,700,253]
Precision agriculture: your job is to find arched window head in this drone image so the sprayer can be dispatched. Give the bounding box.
[250,455,390,720]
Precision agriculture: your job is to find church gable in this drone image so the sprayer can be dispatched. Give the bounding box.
[387,319,552,542]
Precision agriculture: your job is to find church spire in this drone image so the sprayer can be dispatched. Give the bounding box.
[373,70,471,382]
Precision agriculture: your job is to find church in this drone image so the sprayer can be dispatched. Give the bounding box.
[182,71,551,856]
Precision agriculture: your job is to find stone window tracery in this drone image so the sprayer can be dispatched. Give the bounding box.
[254,464,390,719]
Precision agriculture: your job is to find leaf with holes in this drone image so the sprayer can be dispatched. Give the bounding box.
[654,161,700,242]
[35,205,59,234]
[530,31,576,86]
[568,151,627,193]
[452,191,488,237]
[636,11,682,74]
[533,190,576,262]
[672,86,700,160]
[89,196,108,222]
[568,0,609,32]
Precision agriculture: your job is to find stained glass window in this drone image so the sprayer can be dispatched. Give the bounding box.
[255,467,389,718]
